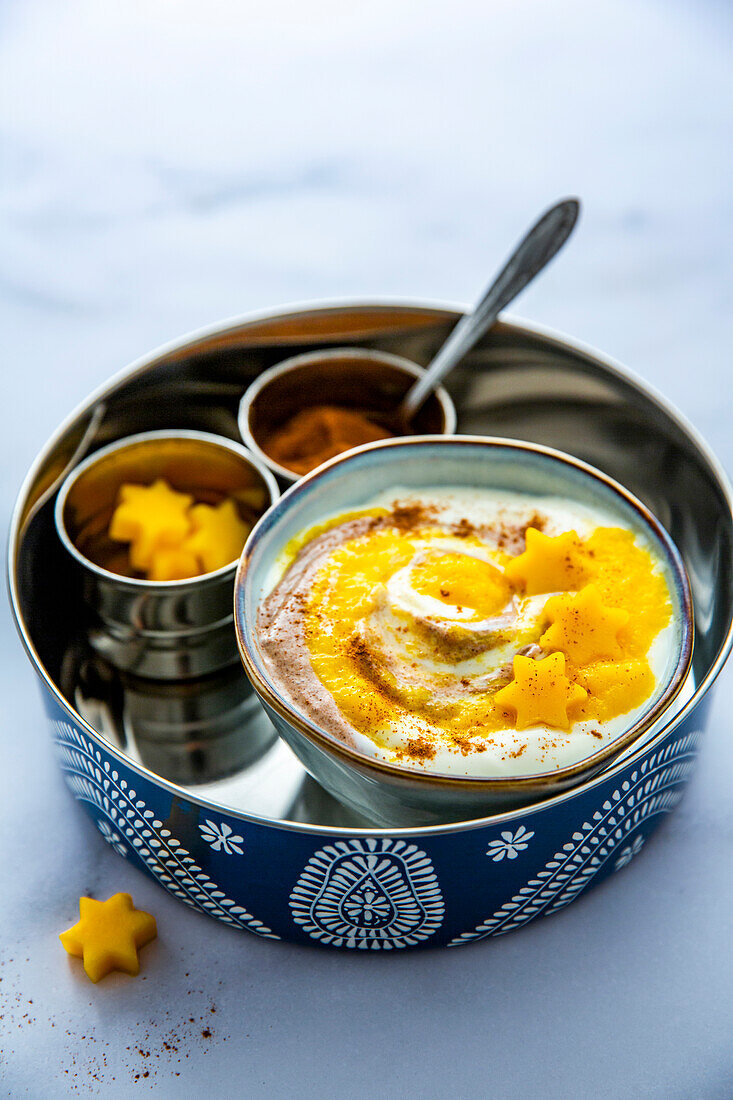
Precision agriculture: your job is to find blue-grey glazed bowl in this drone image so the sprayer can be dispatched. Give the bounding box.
[235,435,693,826]
[8,300,733,950]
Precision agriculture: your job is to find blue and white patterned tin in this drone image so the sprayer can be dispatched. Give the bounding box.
[48,703,707,949]
[9,302,733,950]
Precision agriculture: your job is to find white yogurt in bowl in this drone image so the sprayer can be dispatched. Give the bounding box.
[258,485,682,779]
[236,436,693,825]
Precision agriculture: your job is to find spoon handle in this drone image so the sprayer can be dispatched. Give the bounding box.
[398,197,580,426]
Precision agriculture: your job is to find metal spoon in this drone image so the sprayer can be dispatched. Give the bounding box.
[395,197,581,430]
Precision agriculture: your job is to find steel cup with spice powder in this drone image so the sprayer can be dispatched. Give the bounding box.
[238,347,456,484]
[234,436,693,827]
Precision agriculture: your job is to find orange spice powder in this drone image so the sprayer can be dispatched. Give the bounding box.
[262,405,393,475]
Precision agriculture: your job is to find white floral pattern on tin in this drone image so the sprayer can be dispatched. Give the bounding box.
[487,825,535,861]
[449,731,700,946]
[97,818,127,858]
[614,834,644,871]
[198,819,244,855]
[53,720,278,939]
[290,838,444,949]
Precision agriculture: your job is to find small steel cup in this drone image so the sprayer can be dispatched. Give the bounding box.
[235,436,694,826]
[238,347,457,483]
[55,430,279,680]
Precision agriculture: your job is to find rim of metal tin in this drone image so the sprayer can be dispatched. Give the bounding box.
[54,428,280,589]
[234,433,694,792]
[237,346,457,483]
[7,299,733,837]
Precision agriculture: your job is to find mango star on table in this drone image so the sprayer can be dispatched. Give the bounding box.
[59,893,157,983]
[504,527,588,595]
[495,651,587,731]
[540,583,630,665]
[109,479,194,571]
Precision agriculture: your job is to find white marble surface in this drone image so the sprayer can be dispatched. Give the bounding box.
[2,0,733,1095]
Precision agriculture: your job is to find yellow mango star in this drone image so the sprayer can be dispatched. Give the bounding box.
[182,499,251,573]
[60,893,157,984]
[504,527,588,595]
[109,479,193,572]
[540,584,630,665]
[495,651,587,730]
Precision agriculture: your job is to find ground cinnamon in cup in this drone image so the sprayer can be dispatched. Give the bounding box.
[262,405,393,476]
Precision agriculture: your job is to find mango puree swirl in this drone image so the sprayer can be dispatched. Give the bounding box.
[262,497,673,770]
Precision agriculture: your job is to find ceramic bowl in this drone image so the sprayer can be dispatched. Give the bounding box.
[238,347,457,483]
[235,435,693,826]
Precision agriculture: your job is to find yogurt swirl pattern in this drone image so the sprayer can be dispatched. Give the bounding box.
[258,489,676,777]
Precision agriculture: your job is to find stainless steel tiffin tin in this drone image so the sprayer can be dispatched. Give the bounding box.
[9,301,733,950]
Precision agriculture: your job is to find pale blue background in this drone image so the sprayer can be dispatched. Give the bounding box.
[2,1,733,1096]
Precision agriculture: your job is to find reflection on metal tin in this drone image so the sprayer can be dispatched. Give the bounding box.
[61,638,276,786]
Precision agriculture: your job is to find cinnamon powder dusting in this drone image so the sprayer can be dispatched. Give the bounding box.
[403,736,437,762]
[262,405,393,475]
